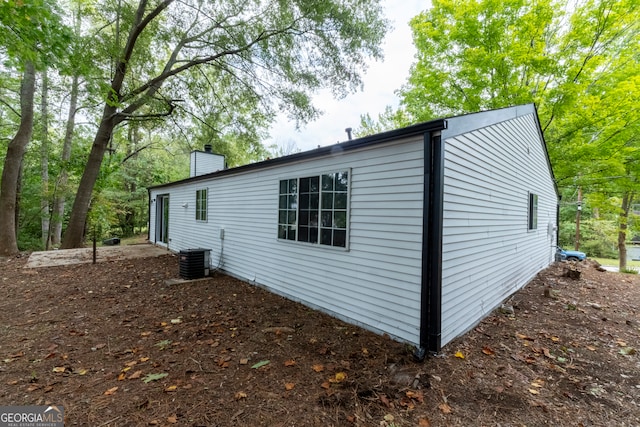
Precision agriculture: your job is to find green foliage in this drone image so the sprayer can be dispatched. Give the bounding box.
[359,0,639,259]
[0,0,71,68]
[2,0,390,250]
[401,0,558,121]
[620,267,639,275]
[355,106,411,138]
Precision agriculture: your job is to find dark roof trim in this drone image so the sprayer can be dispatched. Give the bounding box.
[149,118,447,190]
[532,103,560,199]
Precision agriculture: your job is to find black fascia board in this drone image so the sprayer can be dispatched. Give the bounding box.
[149,119,447,190]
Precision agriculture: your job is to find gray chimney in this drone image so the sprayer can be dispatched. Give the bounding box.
[204,144,212,153]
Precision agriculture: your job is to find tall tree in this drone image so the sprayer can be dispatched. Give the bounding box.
[361,0,639,267]
[0,62,36,255]
[50,0,88,246]
[0,0,70,255]
[62,0,387,248]
[40,69,50,248]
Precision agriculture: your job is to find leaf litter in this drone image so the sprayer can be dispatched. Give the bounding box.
[0,254,638,425]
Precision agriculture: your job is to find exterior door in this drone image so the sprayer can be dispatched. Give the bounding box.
[156,194,169,244]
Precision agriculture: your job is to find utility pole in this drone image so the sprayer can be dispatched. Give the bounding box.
[575,187,582,250]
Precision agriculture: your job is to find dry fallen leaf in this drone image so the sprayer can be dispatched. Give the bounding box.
[454,351,465,359]
[419,417,431,427]
[128,370,142,380]
[125,360,138,367]
[52,367,65,373]
[104,386,118,396]
[329,372,346,383]
[320,381,331,389]
[165,385,178,392]
[284,359,296,367]
[379,394,392,408]
[7,380,18,385]
[234,391,247,400]
[482,346,495,356]
[239,358,249,365]
[406,390,424,403]
[439,403,452,414]
[516,333,534,341]
[117,372,126,381]
[531,379,545,388]
[167,415,177,424]
[312,364,324,373]
[140,331,152,337]
[285,382,295,391]
[139,357,150,362]
[529,388,540,395]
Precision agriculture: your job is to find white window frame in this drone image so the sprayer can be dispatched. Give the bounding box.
[528,192,538,230]
[196,188,208,222]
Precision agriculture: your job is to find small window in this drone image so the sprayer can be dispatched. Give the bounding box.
[528,193,538,230]
[196,189,207,221]
[278,170,349,248]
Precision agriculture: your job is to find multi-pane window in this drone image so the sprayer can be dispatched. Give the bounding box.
[278,179,297,241]
[278,171,349,248]
[196,188,207,221]
[528,193,538,230]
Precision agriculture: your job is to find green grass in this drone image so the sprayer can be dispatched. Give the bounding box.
[120,234,148,245]
[592,257,640,267]
[94,233,148,247]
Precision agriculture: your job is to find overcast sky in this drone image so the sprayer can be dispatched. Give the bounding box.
[266,1,430,152]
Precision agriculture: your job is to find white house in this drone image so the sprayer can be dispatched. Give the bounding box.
[148,104,558,357]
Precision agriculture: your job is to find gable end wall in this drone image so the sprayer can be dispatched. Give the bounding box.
[440,112,557,346]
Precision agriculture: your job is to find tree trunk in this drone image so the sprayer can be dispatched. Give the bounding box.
[40,69,50,248]
[618,192,633,271]
[51,74,79,246]
[0,61,36,256]
[60,106,116,248]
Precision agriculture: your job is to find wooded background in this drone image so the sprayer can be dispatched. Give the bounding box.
[0,0,638,269]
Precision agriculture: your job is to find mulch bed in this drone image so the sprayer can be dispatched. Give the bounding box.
[0,253,638,426]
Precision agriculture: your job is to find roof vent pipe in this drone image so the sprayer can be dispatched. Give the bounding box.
[345,127,353,141]
[204,144,212,153]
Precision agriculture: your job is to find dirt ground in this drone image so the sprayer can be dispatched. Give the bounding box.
[0,251,638,426]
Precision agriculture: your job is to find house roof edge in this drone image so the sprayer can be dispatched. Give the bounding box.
[149,118,447,190]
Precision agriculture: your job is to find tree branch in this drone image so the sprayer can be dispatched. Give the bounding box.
[113,24,295,125]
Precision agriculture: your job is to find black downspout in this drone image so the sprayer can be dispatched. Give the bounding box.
[147,189,151,243]
[556,196,561,247]
[415,132,445,361]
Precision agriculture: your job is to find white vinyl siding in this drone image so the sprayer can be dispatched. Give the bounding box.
[150,104,557,350]
[440,112,556,346]
[150,137,425,344]
[190,151,225,177]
